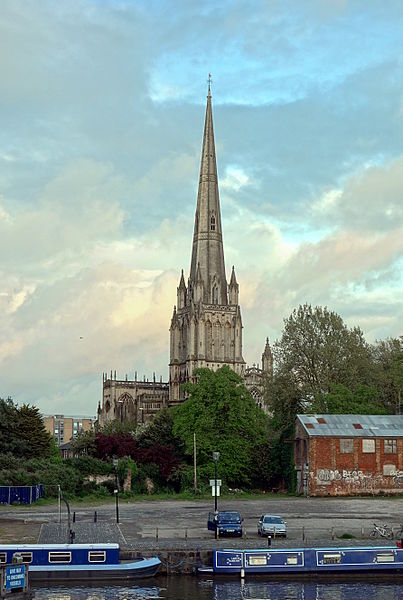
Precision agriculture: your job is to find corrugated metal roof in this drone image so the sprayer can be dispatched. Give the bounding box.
[296,414,403,437]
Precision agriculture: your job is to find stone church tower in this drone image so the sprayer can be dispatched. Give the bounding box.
[97,84,273,427]
[169,86,246,404]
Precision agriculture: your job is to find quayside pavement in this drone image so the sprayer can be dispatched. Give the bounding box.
[0,497,401,574]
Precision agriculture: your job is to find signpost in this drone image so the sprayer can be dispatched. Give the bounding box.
[212,452,220,540]
[209,479,222,496]
[5,565,25,590]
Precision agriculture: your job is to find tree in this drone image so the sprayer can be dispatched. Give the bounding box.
[310,384,387,415]
[94,432,136,460]
[371,337,403,414]
[136,408,181,451]
[264,371,302,491]
[70,430,96,456]
[0,397,20,455]
[17,404,52,458]
[172,366,269,488]
[274,304,374,403]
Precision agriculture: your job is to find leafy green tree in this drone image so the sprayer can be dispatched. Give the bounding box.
[310,383,387,415]
[274,304,374,402]
[70,430,96,456]
[136,408,185,456]
[172,366,269,488]
[371,337,403,414]
[65,455,111,477]
[49,436,63,463]
[264,371,302,491]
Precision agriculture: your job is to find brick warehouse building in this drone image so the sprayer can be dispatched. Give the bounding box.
[295,414,403,496]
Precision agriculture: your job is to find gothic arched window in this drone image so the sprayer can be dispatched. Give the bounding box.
[212,285,218,304]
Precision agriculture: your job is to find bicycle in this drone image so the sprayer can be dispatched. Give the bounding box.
[370,522,393,539]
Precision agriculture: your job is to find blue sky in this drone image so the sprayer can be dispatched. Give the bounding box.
[0,0,402,416]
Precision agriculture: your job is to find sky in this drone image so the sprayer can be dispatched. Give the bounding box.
[1,0,402,417]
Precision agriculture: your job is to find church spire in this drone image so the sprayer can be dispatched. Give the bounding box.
[189,77,227,305]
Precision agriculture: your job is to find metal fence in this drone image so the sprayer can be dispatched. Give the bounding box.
[0,485,43,505]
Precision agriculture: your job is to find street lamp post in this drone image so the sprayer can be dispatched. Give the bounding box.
[212,451,220,539]
[113,458,119,524]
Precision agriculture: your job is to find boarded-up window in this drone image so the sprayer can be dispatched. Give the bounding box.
[362,439,375,453]
[383,464,396,476]
[340,439,354,453]
[384,439,397,454]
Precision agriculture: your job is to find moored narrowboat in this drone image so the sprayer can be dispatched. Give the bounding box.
[0,543,161,582]
[201,546,403,577]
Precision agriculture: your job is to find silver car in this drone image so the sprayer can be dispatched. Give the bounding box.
[257,514,287,537]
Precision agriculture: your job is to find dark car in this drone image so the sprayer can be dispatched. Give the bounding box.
[208,511,243,537]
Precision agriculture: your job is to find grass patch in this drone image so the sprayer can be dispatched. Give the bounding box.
[338,532,356,539]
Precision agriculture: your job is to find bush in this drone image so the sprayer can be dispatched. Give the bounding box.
[65,456,112,477]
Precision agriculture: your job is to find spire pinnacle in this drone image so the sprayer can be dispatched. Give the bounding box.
[229,265,238,286]
[207,72,212,95]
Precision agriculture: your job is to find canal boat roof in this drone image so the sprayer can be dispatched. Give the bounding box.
[0,543,119,550]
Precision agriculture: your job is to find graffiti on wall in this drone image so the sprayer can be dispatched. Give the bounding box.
[393,471,403,486]
[316,469,365,484]
[315,468,403,490]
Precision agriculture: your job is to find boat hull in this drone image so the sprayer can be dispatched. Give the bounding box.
[0,544,161,582]
[29,557,161,582]
[205,546,403,577]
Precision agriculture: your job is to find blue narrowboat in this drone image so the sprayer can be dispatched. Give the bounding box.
[201,546,403,577]
[0,543,161,582]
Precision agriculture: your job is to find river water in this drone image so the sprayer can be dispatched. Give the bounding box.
[31,577,403,599]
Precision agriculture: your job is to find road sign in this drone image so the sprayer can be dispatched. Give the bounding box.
[5,565,25,590]
[209,479,222,486]
[211,487,221,497]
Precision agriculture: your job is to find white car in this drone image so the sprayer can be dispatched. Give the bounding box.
[257,514,287,537]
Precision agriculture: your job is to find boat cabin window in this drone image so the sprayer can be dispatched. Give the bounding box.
[376,553,395,563]
[0,553,6,563]
[88,551,106,563]
[248,555,268,566]
[322,553,341,564]
[19,553,32,564]
[48,552,71,563]
[286,555,299,565]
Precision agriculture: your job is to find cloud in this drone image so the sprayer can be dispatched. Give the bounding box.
[1,0,402,415]
[243,158,403,356]
[312,156,403,232]
[0,159,125,273]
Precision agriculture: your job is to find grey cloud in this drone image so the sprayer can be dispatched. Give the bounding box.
[312,156,403,232]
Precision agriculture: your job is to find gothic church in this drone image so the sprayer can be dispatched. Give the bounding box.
[97,85,272,427]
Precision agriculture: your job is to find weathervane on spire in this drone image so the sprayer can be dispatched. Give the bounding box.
[207,72,212,93]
